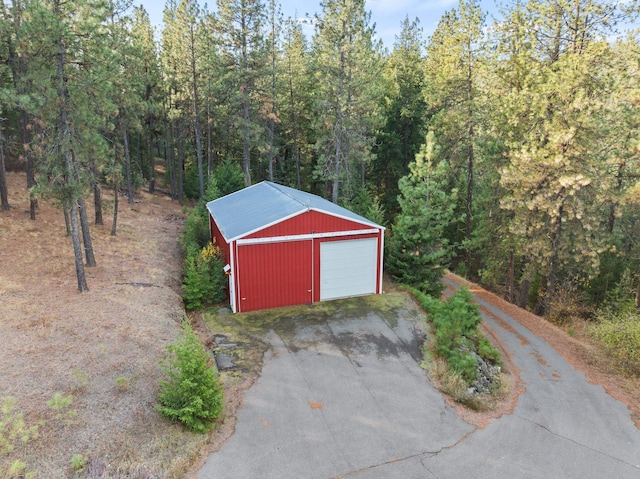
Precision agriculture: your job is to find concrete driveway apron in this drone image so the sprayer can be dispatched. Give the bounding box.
[198,307,472,479]
[199,289,640,479]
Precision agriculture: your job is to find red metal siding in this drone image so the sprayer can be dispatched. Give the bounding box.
[210,217,230,264]
[235,240,313,312]
[245,210,373,239]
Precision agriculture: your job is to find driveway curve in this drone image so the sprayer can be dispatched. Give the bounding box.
[199,284,640,479]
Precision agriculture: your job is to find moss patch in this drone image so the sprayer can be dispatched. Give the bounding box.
[200,293,421,378]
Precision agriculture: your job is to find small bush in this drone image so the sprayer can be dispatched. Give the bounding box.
[47,393,77,424]
[179,205,210,258]
[183,242,227,310]
[114,377,130,392]
[410,286,501,386]
[590,310,640,370]
[70,453,87,472]
[157,324,224,433]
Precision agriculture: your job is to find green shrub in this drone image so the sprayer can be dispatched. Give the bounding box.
[444,347,477,383]
[214,158,245,197]
[157,324,224,433]
[114,376,130,392]
[478,337,501,364]
[70,453,87,472]
[590,310,640,368]
[182,242,227,310]
[409,286,501,385]
[179,205,210,258]
[182,164,203,200]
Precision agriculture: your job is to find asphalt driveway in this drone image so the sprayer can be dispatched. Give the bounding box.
[199,289,640,478]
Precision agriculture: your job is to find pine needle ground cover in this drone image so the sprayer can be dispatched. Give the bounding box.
[0,172,209,478]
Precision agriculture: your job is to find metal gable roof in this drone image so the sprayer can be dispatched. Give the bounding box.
[206,181,383,242]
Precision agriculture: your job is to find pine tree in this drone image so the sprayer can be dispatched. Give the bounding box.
[1,0,37,218]
[130,6,162,194]
[19,0,116,290]
[371,16,426,220]
[496,0,636,313]
[386,132,458,295]
[279,17,313,189]
[423,0,486,274]
[215,0,268,186]
[312,0,384,203]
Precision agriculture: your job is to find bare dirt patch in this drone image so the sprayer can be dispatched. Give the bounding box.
[0,172,209,477]
[444,272,640,429]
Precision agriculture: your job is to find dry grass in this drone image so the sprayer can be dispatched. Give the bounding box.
[0,171,209,478]
[423,348,511,413]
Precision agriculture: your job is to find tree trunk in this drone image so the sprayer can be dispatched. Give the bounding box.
[518,275,530,309]
[536,275,549,316]
[148,115,155,194]
[267,119,275,182]
[0,133,9,211]
[289,74,301,190]
[78,196,96,267]
[24,114,37,221]
[189,23,205,199]
[464,45,475,275]
[165,118,176,199]
[207,101,212,176]
[137,132,143,180]
[241,97,251,187]
[90,157,103,225]
[111,181,119,236]
[507,249,515,303]
[332,48,346,204]
[607,162,625,234]
[177,129,184,202]
[63,200,71,236]
[123,127,134,204]
[93,180,103,225]
[54,9,87,292]
[543,205,564,316]
[69,200,88,291]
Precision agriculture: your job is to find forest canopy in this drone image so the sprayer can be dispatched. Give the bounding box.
[0,0,639,315]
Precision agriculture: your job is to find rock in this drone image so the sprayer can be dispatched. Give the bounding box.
[469,351,501,395]
[215,352,236,370]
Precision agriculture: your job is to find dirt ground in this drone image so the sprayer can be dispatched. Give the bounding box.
[0,171,210,478]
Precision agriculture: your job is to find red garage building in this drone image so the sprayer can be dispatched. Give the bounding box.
[206,181,385,313]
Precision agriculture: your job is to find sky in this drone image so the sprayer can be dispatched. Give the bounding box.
[136,0,639,49]
[136,0,473,49]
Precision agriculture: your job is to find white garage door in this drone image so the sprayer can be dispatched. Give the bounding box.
[320,237,378,301]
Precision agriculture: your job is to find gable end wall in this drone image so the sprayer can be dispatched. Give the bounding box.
[244,210,372,239]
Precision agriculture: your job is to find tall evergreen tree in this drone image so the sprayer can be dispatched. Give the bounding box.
[22,0,113,290]
[312,0,384,203]
[423,0,486,274]
[130,6,162,194]
[2,0,37,219]
[215,0,268,186]
[279,17,313,189]
[387,131,458,296]
[496,0,636,313]
[372,16,426,219]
